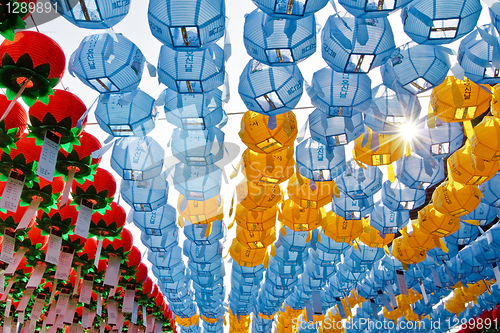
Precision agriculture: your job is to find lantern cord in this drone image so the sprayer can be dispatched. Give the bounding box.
[0,78,31,122]
[30,16,40,33]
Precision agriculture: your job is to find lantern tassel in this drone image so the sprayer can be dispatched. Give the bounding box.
[16,197,42,231]
[60,167,77,208]
[0,78,31,122]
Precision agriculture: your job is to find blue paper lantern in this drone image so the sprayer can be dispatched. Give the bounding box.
[321,16,395,73]
[163,88,225,130]
[184,221,224,245]
[147,0,225,50]
[372,261,395,285]
[412,122,464,159]
[381,180,426,212]
[370,201,409,234]
[133,204,177,235]
[396,154,445,190]
[486,222,500,250]
[69,33,145,93]
[121,172,169,212]
[308,67,372,117]
[335,162,383,199]
[364,84,422,134]
[149,245,183,267]
[279,226,312,252]
[461,201,499,226]
[478,172,500,208]
[238,60,304,116]
[295,138,347,181]
[347,243,384,269]
[268,256,304,278]
[272,243,309,265]
[173,164,222,201]
[457,24,500,85]
[444,221,479,245]
[141,226,178,252]
[171,127,225,166]
[183,239,222,263]
[338,0,414,18]
[243,9,317,66]
[426,238,458,262]
[308,109,364,147]
[401,0,481,45]
[51,0,130,29]
[111,136,164,181]
[251,0,329,19]
[158,44,225,94]
[94,90,157,137]
[471,235,500,265]
[332,191,374,220]
[380,43,451,95]
[316,231,351,254]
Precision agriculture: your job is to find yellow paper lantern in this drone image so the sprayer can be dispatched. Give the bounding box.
[279,199,325,232]
[287,173,336,209]
[406,224,440,251]
[177,194,223,225]
[239,110,297,153]
[447,146,499,185]
[175,314,200,327]
[383,307,403,321]
[392,236,427,265]
[432,181,482,217]
[236,180,282,211]
[353,129,405,166]
[445,298,466,315]
[430,76,491,122]
[417,205,461,237]
[470,116,500,161]
[236,226,276,249]
[403,304,420,322]
[359,225,395,248]
[321,211,363,243]
[241,146,295,184]
[234,204,277,231]
[491,83,500,117]
[229,238,267,267]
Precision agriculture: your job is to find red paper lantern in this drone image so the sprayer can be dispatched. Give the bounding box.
[20,175,64,212]
[0,31,65,106]
[89,201,126,240]
[120,261,147,286]
[74,237,97,272]
[0,133,40,186]
[16,225,48,265]
[120,245,141,278]
[36,199,77,235]
[28,89,88,152]
[71,167,116,213]
[0,1,38,41]
[101,228,133,258]
[0,94,26,153]
[0,202,34,234]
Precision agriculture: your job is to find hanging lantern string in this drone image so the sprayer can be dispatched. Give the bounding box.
[30,15,40,33]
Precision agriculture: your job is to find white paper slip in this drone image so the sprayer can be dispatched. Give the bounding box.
[45,230,63,265]
[103,255,121,288]
[0,271,5,294]
[396,270,409,296]
[26,263,47,289]
[131,302,138,324]
[122,288,135,313]
[37,131,60,182]
[45,303,57,326]
[31,295,46,322]
[5,248,27,276]
[4,298,11,317]
[63,298,77,324]
[0,230,15,264]
[107,300,118,326]
[74,199,94,238]
[54,247,74,281]
[79,276,93,304]
[16,289,34,313]
[0,171,24,212]
[55,292,70,316]
[0,278,15,302]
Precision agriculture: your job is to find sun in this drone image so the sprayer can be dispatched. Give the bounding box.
[398,122,419,142]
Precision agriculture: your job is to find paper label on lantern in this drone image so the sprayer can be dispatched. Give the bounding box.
[103,255,121,288]
[5,248,27,276]
[142,306,147,328]
[63,298,76,324]
[55,292,70,316]
[431,267,442,288]
[37,131,61,182]
[32,295,46,321]
[419,280,428,304]
[26,263,47,289]
[131,302,138,324]
[0,278,14,302]
[55,315,65,329]
[79,276,93,304]
[122,288,135,313]
[45,304,57,326]
[17,197,41,231]
[146,315,154,333]
[0,230,15,264]
[377,290,393,311]
[81,309,89,329]
[16,289,34,313]
[129,324,137,333]
[396,270,409,296]
[54,247,74,281]
[96,294,102,317]
[116,311,124,332]
[75,199,94,238]
[154,322,162,333]
[94,238,103,267]
[0,272,5,294]
[3,318,11,333]
[45,230,63,265]
[107,299,118,326]
[0,171,24,212]
[4,298,11,317]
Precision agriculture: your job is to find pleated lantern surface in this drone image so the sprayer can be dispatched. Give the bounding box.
[431,181,482,217]
[353,129,405,166]
[238,60,303,116]
[239,111,297,154]
[171,127,224,166]
[295,138,346,181]
[369,201,409,234]
[94,90,156,137]
[286,173,335,209]
[401,0,481,45]
[338,0,413,18]
[229,238,267,267]
[177,194,223,224]
[430,76,491,123]
[321,16,395,74]
[380,43,450,95]
[121,172,169,212]
[163,88,224,130]
[412,122,464,159]
[308,109,364,147]
[53,0,130,29]
[241,146,295,185]
[234,204,277,231]
[244,9,316,66]
[418,205,461,237]
[470,116,500,162]
[395,154,445,190]
[308,67,372,117]
[173,164,222,201]
[236,180,282,211]
[158,44,225,94]
[69,33,145,93]
[457,24,500,85]
[391,236,426,264]
[335,162,383,199]
[279,199,325,231]
[447,146,499,185]
[321,211,363,243]
[381,181,426,212]
[251,0,328,19]
[148,0,225,50]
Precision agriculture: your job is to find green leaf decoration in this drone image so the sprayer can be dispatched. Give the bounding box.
[21,94,37,107]
[5,87,16,100]
[47,78,60,88]
[37,94,50,105]
[86,185,97,195]
[75,186,84,196]
[97,189,109,198]
[16,53,34,70]
[33,63,50,78]
[12,153,26,165]
[0,29,15,42]
[6,128,17,135]
[1,53,15,67]
[41,112,58,127]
